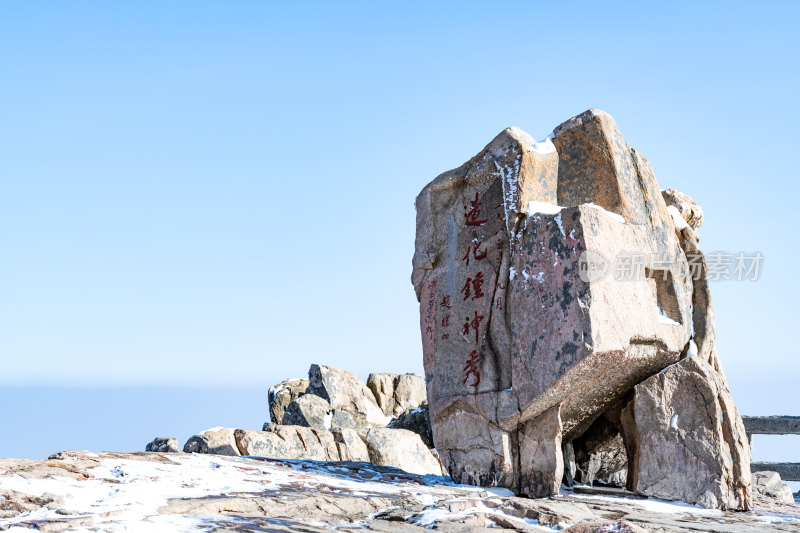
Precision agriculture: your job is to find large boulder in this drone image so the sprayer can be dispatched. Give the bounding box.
[411,109,749,507]
[413,109,691,497]
[751,471,794,505]
[268,378,309,424]
[145,437,179,453]
[620,356,751,510]
[235,424,443,476]
[281,394,332,429]
[388,406,433,448]
[330,408,367,428]
[183,427,240,456]
[237,425,340,461]
[331,427,370,462]
[359,428,445,476]
[307,364,390,427]
[367,373,427,417]
[366,373,397,415]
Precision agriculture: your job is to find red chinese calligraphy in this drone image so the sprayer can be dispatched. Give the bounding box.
[440,295,452,309]
[441,315,450,327]
[441,333,450,340]
[461,240,487,267]
[464,192,488,226]
[463,350,481,387]
[494,230,504,251]
[460,272,485,301]
[423,280,437,343]
[462,310,485,344]
[495,297,503,310]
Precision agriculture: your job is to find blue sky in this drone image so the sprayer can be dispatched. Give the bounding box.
[1,2,798,462]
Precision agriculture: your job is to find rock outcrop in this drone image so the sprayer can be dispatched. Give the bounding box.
[662,188,703,232]
[266,364,433,449]
[183,427,240,456]
[752,471,795,505]
[145,437,179,453]
[282,394,333,429]
[388,407,434,448]
[367,373,427,417]
[268,377,309,424]
[183,423,445,476]
[359,427,444,476]
[620,356,751,509]
[412,109,751,508]
[307,364,391,427]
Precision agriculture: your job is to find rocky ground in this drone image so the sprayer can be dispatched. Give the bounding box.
[1,450,798,532]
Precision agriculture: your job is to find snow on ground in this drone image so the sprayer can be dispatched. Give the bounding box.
[0,453,483,532]
[567,491,723,517]
[2,453,799,531]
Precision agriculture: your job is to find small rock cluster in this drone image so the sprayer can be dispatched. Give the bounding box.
[270,364,426,431]
[146,364,443,476]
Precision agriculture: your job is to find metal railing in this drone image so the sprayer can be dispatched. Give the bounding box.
[743,416,800,481]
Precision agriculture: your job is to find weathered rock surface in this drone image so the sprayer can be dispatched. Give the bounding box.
[184,423,444,476]
[282,393,333,429]
[368,373,427,417]
[621,356,751,509]
[1,450,796,532]
[331,427,371,462]
[145,437,179,453]
[268,377,309,424]
[752,471,794,505]
[412,108,750,507]
[330,408,368,428]
[388,406,434,448]
[367,373,398,415]
[183,427,240,456]
[236,425,340,461]
[572,415,627,487]
[361,427,445,476]
[308,364,390,427]
[662,188,704,231]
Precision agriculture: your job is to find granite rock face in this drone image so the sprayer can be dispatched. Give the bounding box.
[181,421,444,476]
[368,373,427,417]
[183,427,240,456]
[751,471,795,505]
[662,188,704,232]
[233,424,444,476]
[621,356,751,510]
[412,109,750,507]
[282,394,333,429]
[264,365,435,456]
[308,364,391,427]
[268,378,309,424]
[388,406,434,448]
[145,437,179,453]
